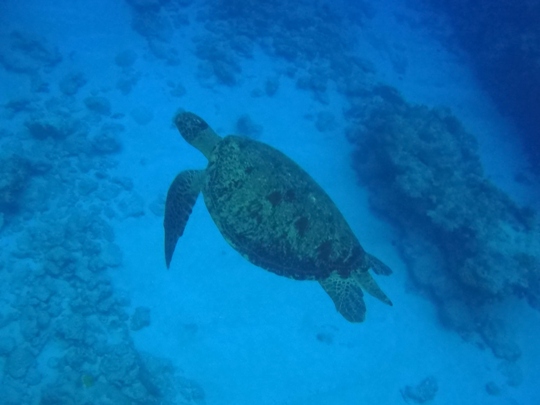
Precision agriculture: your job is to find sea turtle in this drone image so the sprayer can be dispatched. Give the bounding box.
[164,111,392,322]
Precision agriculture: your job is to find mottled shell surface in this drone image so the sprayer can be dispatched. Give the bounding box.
[203,135,366,280]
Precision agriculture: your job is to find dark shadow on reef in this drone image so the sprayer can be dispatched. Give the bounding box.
[424,0,540,175]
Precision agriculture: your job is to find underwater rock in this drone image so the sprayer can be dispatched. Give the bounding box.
[44,246,78,277]
[117,193,145,218]
[27,155,53,175]
[3,97,36,116]
[148,39,181,65]
[0,30,62,74]
[117,73,140,95]
[208,58,239,86]
[95,181,123,201]
[401,376,438,403]
[130,306,151,331]
[6,346,35,379]
[59,72,87,96]
[195,36,242,86]
[230,34,253,58]
[84,96,112,116]
[235,114,263,139]
[131,9,173,42]
[100,343,142,388]
[111,176,134,191]
[90,126,123,154]
[25,115,77,140]
[296,69,328,97]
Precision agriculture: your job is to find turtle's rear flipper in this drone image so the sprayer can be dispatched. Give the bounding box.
[319,273,366,322]
[367,253,392,275]
[164,170,204,268]
[353,270,393,306]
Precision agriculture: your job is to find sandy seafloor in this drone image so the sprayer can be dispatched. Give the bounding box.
[1,0,539,404]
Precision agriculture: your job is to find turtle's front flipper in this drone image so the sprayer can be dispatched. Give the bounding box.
[319,273,366,322]
[164,170,204,268]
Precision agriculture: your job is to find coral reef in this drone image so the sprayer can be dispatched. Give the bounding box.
[0,37,204,402]
[348,85,540,358]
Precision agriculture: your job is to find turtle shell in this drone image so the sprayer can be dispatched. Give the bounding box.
[203,135,366,280]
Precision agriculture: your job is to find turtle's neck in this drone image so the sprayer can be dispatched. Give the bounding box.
[193,127,221,160]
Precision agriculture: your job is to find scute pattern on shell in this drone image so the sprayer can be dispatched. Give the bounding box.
[203,135,366,280]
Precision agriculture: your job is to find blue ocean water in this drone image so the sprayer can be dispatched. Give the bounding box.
[0,0,538,404]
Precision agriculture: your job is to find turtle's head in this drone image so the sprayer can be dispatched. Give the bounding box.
[174,111,221,159]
